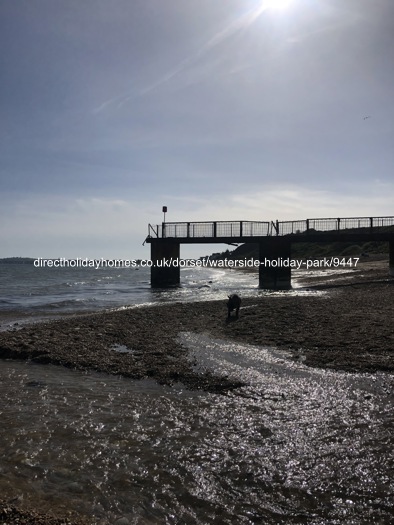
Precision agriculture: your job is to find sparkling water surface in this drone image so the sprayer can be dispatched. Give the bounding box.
[0,337,393,524]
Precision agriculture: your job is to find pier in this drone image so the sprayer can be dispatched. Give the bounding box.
[145,216,394,289]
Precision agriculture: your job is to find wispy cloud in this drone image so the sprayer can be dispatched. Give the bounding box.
[75,197,128,210]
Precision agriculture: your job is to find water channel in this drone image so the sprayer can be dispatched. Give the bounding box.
[1,333,393,524]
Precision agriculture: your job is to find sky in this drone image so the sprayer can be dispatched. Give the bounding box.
[1,0,393,259]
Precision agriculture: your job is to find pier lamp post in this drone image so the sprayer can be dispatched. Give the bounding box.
[162,206,167,237]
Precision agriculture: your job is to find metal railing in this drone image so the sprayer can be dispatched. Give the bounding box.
[148,220,271,239]
[276,216,394,235]
[147,216,394,239]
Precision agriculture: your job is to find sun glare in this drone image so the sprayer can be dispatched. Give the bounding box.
[264,0,294,10]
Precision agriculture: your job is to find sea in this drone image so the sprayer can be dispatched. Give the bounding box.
[0,262,316,327]
[0,263,393,524]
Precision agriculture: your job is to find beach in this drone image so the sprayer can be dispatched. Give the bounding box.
[0,259,393,524]
[1,259,393,382]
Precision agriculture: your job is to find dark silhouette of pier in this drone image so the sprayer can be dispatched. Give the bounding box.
[145,216,394,289]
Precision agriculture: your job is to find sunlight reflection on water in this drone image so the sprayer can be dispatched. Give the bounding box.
[1,332,393,524]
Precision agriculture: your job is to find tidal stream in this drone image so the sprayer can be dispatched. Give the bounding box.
[1,333,393,524]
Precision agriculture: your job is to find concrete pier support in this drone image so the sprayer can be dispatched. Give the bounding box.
[259,238,292,290]
[150,240,180,287]
[390,240,394,277]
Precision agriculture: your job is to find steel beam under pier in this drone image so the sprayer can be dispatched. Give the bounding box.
[259,238,292,290]
[150,240,180,287]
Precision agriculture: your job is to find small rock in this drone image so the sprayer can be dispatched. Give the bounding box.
[114,518,130,525]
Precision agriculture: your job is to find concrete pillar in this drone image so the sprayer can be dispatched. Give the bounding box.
[259,238,292,290]
[150,241,180,287]
[390,240,394,277]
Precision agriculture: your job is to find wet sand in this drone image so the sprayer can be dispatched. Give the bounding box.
[0,259,393,524]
